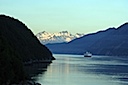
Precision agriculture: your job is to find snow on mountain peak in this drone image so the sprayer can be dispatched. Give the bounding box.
[36,31,84,44]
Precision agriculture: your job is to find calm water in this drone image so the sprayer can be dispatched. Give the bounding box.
[34,54,128,85]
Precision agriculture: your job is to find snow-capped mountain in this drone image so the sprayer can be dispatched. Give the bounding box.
[36,31,84,44]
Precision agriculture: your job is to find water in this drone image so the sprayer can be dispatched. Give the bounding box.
[34,54,128,85]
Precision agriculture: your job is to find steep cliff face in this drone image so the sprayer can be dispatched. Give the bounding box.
[0,15,55,84]
[0,15,54,61]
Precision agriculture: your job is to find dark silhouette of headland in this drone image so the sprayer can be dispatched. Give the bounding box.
[0,15,55,85]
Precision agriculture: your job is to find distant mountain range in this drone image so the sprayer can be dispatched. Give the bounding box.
[46,23,128,56]
[36,31,84,44]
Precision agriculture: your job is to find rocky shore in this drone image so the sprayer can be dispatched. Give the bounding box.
[7,80,41,85]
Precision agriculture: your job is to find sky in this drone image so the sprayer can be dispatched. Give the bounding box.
[0,0,128,34]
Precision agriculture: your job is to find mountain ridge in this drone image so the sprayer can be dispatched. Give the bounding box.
[36,31,84,44]
[46,22,128,56]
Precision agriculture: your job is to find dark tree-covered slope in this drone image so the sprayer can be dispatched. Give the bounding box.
[0,34,26,84]
[0,15,55,84]
[0,15,55,61]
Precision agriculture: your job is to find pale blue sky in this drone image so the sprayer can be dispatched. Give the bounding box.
[0,0,128,34]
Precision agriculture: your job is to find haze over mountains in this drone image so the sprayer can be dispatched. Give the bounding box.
[46,23,128,56]
[36,31,84,44]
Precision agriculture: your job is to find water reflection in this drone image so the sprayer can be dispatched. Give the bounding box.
[34,54,128,85]
[24,62,51,78]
